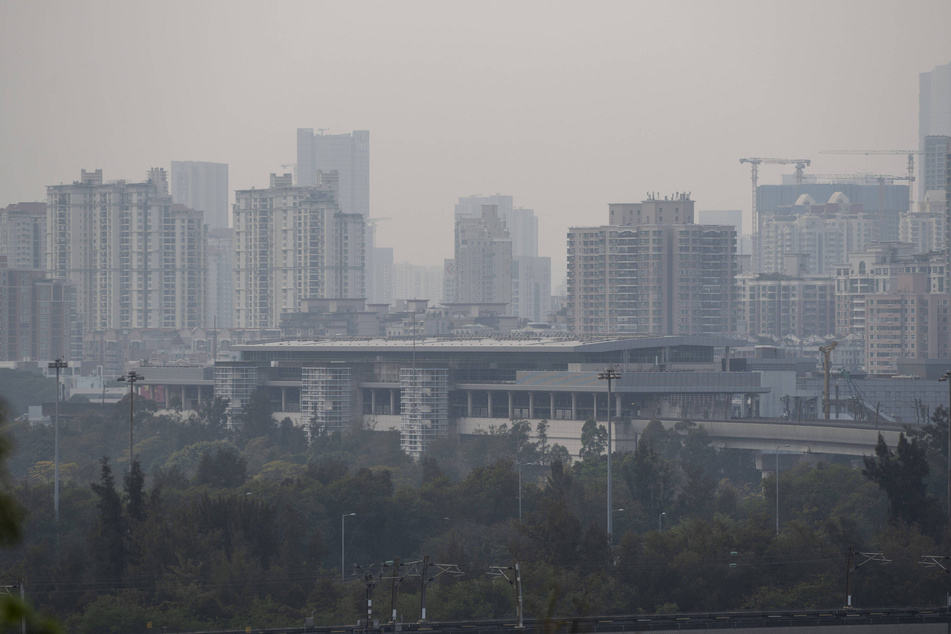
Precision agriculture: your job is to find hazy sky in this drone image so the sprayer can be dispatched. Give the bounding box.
[2,0,950,286]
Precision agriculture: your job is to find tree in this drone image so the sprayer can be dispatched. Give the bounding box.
[862,432,937,531]
[124,459,146,522]
[621,440,677,524]
[579,420,606,459]
[195,447,248,489]
[238,387,276,444]
[88,457,126,586]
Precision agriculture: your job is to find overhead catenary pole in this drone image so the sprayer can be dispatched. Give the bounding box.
[48,358,67,522]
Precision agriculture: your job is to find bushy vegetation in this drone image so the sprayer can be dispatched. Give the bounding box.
[1,390,951,632]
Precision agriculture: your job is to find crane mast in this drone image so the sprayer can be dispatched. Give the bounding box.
[819,342,837,420]
[739,157,812,236]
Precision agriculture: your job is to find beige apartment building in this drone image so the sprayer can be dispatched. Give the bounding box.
[735,273,835,339]
[47,169,205,331]
[567,194,736,337]
[834,243,946,338]
[865,274,951,374]
[233,173,365,329]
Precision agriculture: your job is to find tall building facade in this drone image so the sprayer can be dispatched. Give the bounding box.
[0,258,78,362]
[297,129,373,302]
[759,194,877,276]
[513,256,551,323]
[920,61,951,197]
[233,173,365,329]
[900,193,947,254]
[446,204,513,310]
[735,273,835,339]
[47,169,206,331]
[296,129,369,216]
[756,182,908,260]
[206,228,234,328]
[393,262,444,304]
[864,274,951,375]
[0,202,46,270]
[452,195,549,318]
[834,243,946,337]
[567,194,736,337]
[170,161,229,229]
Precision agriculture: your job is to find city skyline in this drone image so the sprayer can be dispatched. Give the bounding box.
[2,1,949,286]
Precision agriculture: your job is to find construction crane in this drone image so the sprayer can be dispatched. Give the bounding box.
[739,158,812,236]
[818,341,837,420]
[820,149,921,208]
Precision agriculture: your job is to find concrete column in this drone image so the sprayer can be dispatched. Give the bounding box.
[281,387,287,412]
[571,393,577,420]
[181,386,187,409]
[550,392,555,419]
[487,391,493,418]
[615,393,621,418]
[528,392,534,418]
[390,389,395,415]
[467,391,473,417]
[371,389,377,415]
[508,392,513,419]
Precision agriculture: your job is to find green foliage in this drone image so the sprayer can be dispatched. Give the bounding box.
[862,432,939,533]
[195,447,248,488]
[0,394,937,627]
[579,420,607,459]
[0,369,56,415]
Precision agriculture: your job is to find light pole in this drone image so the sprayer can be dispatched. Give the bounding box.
[659,511,666,532]
[117,370,143,469]
[518,462,524,522]
[341,512,356,582]
[611,508,624,545]
[598,367,620,541]
[775,444,790,535]
[48,358,67,523]
[939,370,951,520]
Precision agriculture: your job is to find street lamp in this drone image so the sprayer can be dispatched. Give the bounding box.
[939,370,951,520]
[341,512,356,582]
[117,370,143,469]
[598,367,621,540]
[518,462,525,522]
[47,358,67,523]
[659,511,666,532]
[775,444,790,535]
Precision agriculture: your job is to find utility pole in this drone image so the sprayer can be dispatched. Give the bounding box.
[47,358,67,522]
[117,370,143,469]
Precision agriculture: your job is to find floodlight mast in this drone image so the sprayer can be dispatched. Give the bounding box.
[117,370,143,470]
[48,358,67,522]
[597,367,620,540]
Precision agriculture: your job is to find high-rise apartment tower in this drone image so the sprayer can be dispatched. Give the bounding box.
[47,169,206,331]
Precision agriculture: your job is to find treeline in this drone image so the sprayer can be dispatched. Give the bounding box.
[1,390,951,633]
